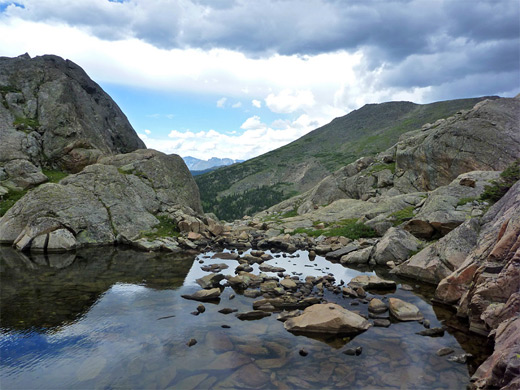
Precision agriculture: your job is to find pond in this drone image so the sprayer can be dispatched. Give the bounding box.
[0,245,491,389]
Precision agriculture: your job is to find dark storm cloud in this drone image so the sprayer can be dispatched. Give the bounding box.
[5,0,519,97]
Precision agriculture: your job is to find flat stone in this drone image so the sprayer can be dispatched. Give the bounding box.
[206,351,250,370]
[284,303,371,335]
[373,319,391,327]
[416,327,445,337]
[196,273,225,289]
[280,278,297,289]
[436,347,454,356]
[349,275,396,290]
[236,311,272,321]
[181,288,221,302]
[388,298,423,321]
[325,244,358,260]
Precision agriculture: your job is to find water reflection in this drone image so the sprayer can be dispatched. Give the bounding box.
[0,246,491,389]
[0,246,195,331]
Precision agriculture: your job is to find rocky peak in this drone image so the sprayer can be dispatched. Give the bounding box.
[0,53,146,173]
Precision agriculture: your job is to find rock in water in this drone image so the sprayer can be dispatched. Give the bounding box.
[388,298,423,321]
[196,273,225,289]
[181,288,221,302]
[235,311,272,321]
[368,298,388,314]
[349,275,396,290]
[284,303,371,335]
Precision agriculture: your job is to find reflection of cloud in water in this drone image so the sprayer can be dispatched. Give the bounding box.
[182,249,373,287]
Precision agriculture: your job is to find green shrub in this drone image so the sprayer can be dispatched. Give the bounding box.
[42,169,68,183]
[13,117,40,130]
[0,189,27,216]
[481,160,520,203]
[456,197,477,207]
[0,85,20,94]
[389,206,415,226]
[280,209,298,218]
[142,215,180,239]
[369,162,396,174]
[292,219,377,239]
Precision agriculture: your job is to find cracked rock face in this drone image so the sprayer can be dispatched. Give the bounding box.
[0,150,202,251]
[0,53,145,174]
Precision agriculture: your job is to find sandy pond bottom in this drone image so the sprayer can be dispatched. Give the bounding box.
[0,246,491,389]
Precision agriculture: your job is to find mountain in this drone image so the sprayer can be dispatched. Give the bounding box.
[0,53,145,174]
[183,156,242,171]
[195,96,499,220]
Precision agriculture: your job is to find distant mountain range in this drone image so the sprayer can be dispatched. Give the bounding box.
[182,156,243,172]
[195,96,499,220]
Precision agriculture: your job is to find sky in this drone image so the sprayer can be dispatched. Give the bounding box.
[0,0,519,161]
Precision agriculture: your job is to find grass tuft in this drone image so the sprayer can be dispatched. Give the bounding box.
[0,189,27,217]
[142,215,180,239]
[42,169,68,183]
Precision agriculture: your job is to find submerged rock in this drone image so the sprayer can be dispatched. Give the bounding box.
[284,303,371,335]
[235,311,272,321]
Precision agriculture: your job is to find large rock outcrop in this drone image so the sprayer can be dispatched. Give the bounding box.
[0,150,202,251]
[394,97,520,192]
[431,181,520,389]
[262,97,519,218]
[0,53,145,175]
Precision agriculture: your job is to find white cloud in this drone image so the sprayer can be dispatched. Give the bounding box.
[145,114,324,160]
[265,89,315,114]
[252,99,262,108]
[240,116,264,130]
[216,97,227,108]
[144,129,151,134]
[231,101,242,108]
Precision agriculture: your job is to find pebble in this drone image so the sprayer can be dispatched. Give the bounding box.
[186,338,197,347]
[218,308,238,314]
[221,325,231,329]
[343,347,362,356]
[299,349,308,357]
[373,319,391,327]
[436,347,454,356]
[197,304,206,313]
[448,353,472,364]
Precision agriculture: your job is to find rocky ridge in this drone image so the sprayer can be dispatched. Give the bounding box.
[0,53,145,177]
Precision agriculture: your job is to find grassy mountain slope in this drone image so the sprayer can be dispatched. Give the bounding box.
[196,96,497,220]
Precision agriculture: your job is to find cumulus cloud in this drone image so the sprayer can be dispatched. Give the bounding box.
[240,115,263,130]
[265,89,315,114]
[143,114,324,160]
[251,99,261,108]
[231,101,242,108]
[216,97,227,107]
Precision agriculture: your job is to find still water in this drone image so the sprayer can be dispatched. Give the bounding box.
[0,246,490,389]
